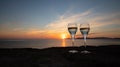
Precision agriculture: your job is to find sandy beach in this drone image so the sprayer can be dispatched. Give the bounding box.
[0,45,120,67]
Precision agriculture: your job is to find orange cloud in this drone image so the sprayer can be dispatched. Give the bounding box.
[0,9,120,39]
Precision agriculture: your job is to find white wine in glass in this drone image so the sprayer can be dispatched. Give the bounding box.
[80,23,90,54]
[68,23,78,53]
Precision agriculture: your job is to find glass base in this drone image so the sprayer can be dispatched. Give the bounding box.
[68,50,78,53]
[81,50,91,54]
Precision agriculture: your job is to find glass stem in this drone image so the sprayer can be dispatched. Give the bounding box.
[83,35,87,50]
[71,35,75,46]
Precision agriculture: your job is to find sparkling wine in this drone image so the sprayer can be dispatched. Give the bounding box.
[80,27,90,35]
[68,27,77,35]
[80,23,91,54]
[67,23,78,53]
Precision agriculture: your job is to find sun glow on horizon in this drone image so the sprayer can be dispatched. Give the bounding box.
[61,34,66,39]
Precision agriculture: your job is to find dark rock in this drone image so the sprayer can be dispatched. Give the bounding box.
[0,45,120,67]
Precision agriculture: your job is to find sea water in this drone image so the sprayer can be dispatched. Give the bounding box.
[0,39,120,49]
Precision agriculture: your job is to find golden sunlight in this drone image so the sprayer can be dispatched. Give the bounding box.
[61,34,66,39]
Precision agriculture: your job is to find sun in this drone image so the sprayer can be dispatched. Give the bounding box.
[61,34,66,39]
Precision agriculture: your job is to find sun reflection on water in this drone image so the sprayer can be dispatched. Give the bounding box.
[62,39,66,47]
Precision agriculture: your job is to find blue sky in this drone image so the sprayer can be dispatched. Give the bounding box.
[0,0,120,39]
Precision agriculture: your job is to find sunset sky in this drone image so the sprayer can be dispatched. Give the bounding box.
[0,0,120,39]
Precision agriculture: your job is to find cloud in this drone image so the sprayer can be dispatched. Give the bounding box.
[1,8,119,39]
[22,28,61,39]
[45,9,120,38]
[25,29,45,35]
[89,12,120,28]
[46,8,120,31]
[46,9,93,32]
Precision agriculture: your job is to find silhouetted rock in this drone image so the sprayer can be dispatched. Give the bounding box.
[0,45,120,67]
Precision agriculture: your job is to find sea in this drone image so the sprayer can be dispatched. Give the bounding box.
[0,39,120,49]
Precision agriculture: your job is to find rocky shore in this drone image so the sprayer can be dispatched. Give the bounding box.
[0,45,120,67]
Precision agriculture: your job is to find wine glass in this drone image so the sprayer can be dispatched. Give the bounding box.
[80,23,90,54]
[68,23,78,53]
